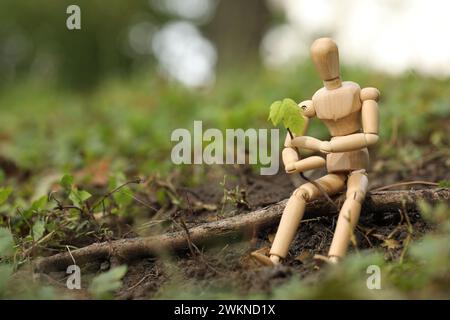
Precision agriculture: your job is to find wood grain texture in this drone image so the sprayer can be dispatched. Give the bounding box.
[310,37,340,82]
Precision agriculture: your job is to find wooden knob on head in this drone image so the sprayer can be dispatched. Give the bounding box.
[310,38,340,83]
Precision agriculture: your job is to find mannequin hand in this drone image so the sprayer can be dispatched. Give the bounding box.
[285,156,327,173]
[319,141,332,154]
[285,162,297,173]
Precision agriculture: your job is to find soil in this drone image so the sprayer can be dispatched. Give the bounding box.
[40,146,449,299]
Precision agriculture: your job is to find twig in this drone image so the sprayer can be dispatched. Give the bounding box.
[49,191,84,214]
[356,226,373,247]
[300,217,324,224]
[387,224,401,240]
[40,273,67,288]
[53,205,84,214]
[126,274,152,291]
[66,245,76,265]
[136,219,167,230]
[16,208,33,230]
[176,218,196,257]
[183,193,224,275]
[215,244,229,258]
[22,230,56,257]
[91,178,143,211]
[120,190,158,212]
[372,181,439,192]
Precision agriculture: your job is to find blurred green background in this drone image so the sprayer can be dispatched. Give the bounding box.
[0,0,448,177]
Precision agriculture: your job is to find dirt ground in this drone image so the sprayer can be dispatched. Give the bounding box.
[40,146,449,299]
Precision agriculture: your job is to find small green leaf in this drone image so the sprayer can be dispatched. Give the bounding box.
[282,98,298,108]
[113,188,133,209]
[78,190,92,202]
[0,228,14,257]
[32,219,46,241]
[89,265,128,299]
[60,174,74,190]
[267,98,305,136]
[69,189,92,207]
[282,98,305,135]
[268,100,283,126]
[0,187,12,205]
[31,196,48,211]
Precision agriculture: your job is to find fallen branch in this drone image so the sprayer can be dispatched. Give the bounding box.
[36,188,450,272]
[371,181,439,192]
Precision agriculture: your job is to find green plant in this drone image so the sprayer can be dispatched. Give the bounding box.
[89,265,128,299]
[268,98,306,136]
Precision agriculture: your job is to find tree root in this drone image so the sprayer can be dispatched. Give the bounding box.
[36,188,450,272]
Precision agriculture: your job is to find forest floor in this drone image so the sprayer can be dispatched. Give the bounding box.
[30,144,449,299]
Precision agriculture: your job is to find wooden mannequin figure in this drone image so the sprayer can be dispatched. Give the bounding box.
[252,38,380,266]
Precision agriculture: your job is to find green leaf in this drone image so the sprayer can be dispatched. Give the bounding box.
[268,100,283,126]
[0,228,14,258]
[267,98,305,136]
[113,188,133,209]
[109,172,133,210]
[0,187,12,205]
[282,98,305,135]
[69,189,92,207]
[32,219,46,241]
[78,190,92,202]
[60,174,74,190]
[89,265,128,299]
[31,196,48,211]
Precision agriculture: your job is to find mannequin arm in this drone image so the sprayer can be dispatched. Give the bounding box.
[320,132,378,153]
[284,156,326,173]
[290,135,324,151]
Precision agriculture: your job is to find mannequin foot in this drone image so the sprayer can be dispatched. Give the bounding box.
[328,255,341,264]
[313,254,341,266]
[250,248,281,266]
[270,255,280,265]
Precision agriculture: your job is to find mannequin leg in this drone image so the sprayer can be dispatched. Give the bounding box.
[327,170,368,263]
[251,173,346,266]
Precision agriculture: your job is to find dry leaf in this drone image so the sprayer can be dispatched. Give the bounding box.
[382,239,401,250]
